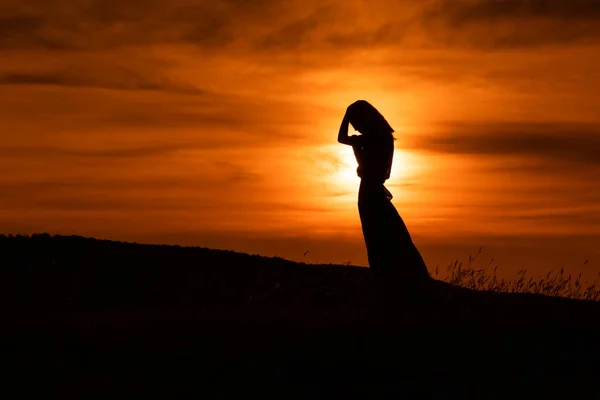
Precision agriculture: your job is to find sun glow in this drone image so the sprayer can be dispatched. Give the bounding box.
[326,143,418,198]
[334,146,361,187]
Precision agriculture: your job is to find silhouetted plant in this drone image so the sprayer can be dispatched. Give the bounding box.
[442,261,600,301]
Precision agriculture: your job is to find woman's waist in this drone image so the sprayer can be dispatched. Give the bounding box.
[359,179,393,200]
[357,165,389,181]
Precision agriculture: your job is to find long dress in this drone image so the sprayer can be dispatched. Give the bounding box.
[350,134,430,294]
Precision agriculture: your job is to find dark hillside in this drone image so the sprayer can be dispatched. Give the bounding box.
[2,234,599,396]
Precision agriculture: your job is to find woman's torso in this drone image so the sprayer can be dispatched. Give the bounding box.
[352,134,394,183]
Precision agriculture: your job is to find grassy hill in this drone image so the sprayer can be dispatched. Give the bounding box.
[2,233,600,396]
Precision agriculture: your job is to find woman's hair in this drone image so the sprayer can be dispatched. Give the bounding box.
[347,100,395,138]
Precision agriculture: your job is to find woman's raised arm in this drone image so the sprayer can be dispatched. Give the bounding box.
[337,110,353,145]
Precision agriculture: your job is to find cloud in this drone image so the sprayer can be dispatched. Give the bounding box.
[3,0,600,56]
[0,178,192,193]
[420,0,600,48]
[0,144,189,159]
[212,161,262,183]
[415,122,600,165]
[0,70,203,94]
[257,6,328,51]
[428,0,600,24]
[0,0,409,59]
[0,0,287,51]
[0,14,75,50]
[256,5,409,55]
[31,198,197,212]
[0,79,315,148]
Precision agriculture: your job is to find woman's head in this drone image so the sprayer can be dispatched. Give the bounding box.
[347,100,394,137]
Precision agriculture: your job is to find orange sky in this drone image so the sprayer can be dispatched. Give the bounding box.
[1,0,600,279]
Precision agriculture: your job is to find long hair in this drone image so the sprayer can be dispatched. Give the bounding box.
[347,100,395,138]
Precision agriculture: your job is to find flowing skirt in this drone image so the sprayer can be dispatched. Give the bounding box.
[358,179,431,291]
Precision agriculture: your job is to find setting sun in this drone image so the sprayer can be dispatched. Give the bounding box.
[330,144,416,191]
[333,145,361,188]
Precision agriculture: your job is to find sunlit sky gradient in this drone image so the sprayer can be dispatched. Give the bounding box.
[2,0,600,278]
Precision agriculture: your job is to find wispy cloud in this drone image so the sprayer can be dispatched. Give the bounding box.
[420,0,600,49]
[426,0,600,24]
[0,144,188,159]
[0,70,203,94]
[3,0,600,57]
[415,122,600,166]
[0,0,294,51]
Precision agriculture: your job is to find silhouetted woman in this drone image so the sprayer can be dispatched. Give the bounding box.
[338,100,431,299]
